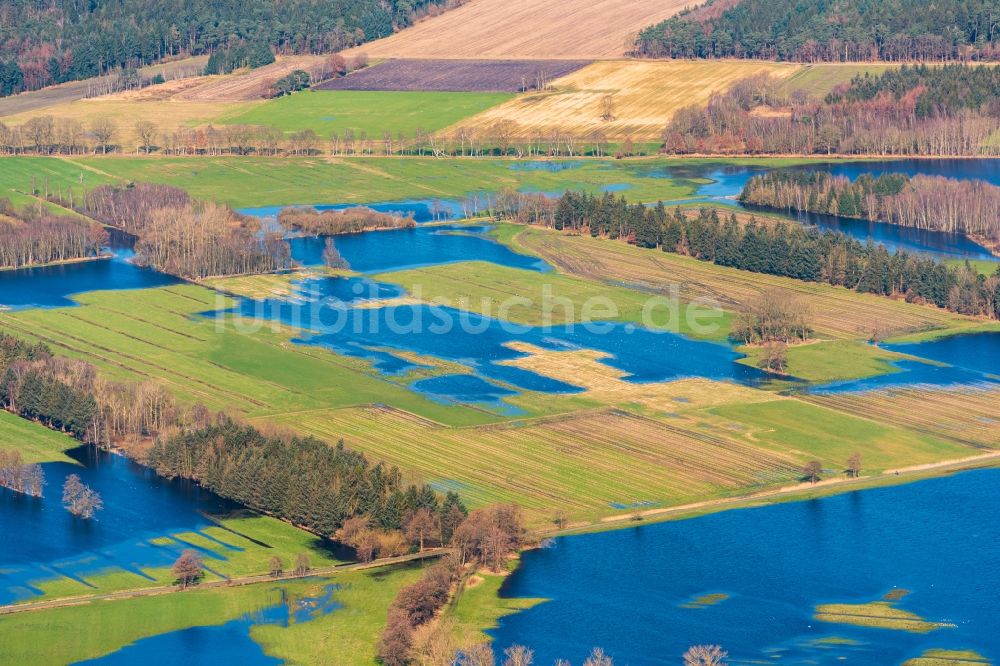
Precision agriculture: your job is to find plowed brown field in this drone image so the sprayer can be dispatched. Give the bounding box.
[344,0,691,59]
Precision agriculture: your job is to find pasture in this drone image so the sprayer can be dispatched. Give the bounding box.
[343,0,691,58]
[0,564,425,666]
[454,60,801,140]
[317,59,590,92]
[220,90,512,137]
[776,63,897,97]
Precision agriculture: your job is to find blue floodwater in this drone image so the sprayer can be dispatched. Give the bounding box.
[0,249,179,310]
[0,447,339,605]
[809,333,1000,393]
[627,159,1000,261]
[289,224,550,273]
[491,468,1000,665]
[78,584,343,665]
[238,199,468,222]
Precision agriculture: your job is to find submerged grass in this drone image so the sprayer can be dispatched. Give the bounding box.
[815,600,955,633]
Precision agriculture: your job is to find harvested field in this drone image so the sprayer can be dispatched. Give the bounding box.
[512,226,987,340]
[344,0,691,59]
[802,387,1000,449]
[455,60,801,140]
[141,55,329,102]
[317,58,591,92]
[270,404,804,519]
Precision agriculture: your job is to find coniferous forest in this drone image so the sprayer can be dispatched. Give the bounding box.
[495,190,1000,320]
[635,0,1000,61]
[0,0,451,96]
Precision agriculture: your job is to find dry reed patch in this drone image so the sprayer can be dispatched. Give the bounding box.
[343,0,692,59]
[499,341,774,411]
[454,60,801,140]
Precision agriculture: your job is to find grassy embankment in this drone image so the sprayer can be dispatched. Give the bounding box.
[0,410,78,464]
[0,563,426,666]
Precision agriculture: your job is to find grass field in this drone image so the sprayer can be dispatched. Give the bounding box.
[62,155,716,207]
[0,156,116,208]
[375,260,732,340]
[456,60,802,140]
[0,564,425,666]
[446,566,543,645]
[776,63,897,97]
[344,0,690,59]
[738,339,912,383]
[220,90,512,137]
[0,410,78,464]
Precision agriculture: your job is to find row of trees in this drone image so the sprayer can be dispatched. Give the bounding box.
[740,171,1000,248]
[0,200,109,270]
[0,0,451,96]
[0,117,640,159]
[83,183,290,278]
[634,0,1000,61]
[278,206,416,236]
[495,191,1000,320]
[378,504,526,666]
[663,67,1000,156]
[0,450,45,498]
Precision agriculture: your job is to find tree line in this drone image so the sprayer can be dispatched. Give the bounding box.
[0,199,109,270]
[662,66,1000,156]
[378,504,526,666]
[0,116,639,159]
[0,450,45,498]
[147,416,467,539]
[82,183,290,279]
[634,0,1000,62]
[0,0,453,96]
[494,190,1000,321]
[278,206,416,236]
[739,171,1000,250]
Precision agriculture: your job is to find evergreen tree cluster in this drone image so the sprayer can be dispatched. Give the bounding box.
[0,0,448,96]
[147,417,466,536]
[515,191,1000,320]
[204,41,276,75]
[0,335,96,439]
[635,0,1000,61]
[830,64,1000,119]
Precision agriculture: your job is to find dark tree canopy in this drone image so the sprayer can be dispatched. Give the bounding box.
[635,0,1000,62]
[0,0,450,95]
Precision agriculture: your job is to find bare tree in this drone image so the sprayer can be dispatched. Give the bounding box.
[601,94,616,121]
[503,645,534,666]
[583,648,614,666]
[61,474,103,519]
[269,555,284,577]
[172,549,203,588]
[294,552,311,576]
[404,507,437,551]
[846,452,862,478]
[683,644,728,666]
[803,460,823,483]
[134,120,158,154]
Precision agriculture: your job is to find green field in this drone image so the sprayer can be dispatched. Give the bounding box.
[0,564,425,666]
[376,259,732,341]
[737,339,912,383]
[0,410,78,464]
[220,90,513,137]
[1,154,835,211]
[777,63,897,97]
